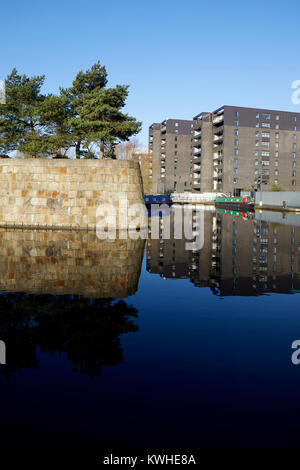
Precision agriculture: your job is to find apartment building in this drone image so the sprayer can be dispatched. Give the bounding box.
[149,119,193,194]
[192,106,300,195]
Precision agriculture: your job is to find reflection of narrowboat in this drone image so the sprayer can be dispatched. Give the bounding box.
[144,195,172,206]
[215,196,254,211]
[216,208,254,220]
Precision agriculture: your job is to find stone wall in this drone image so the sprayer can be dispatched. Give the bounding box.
[0,229,144,298]
[0,158,146,228]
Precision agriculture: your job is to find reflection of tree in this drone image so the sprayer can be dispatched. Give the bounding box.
[0,293,138,377]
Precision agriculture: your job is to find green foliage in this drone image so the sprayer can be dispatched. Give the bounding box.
[0,61,142,159]
[271,182,284,192]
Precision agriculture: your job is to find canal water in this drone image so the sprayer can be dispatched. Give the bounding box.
[1,208,300,451]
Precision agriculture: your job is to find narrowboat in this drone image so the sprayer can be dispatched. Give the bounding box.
[144,195,172,206]
[215,196,255,211]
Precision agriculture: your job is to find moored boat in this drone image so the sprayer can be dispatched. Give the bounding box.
[144,195,172,206]
[215,196,255,211]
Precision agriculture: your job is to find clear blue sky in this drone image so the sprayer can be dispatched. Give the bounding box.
[1,0,300,145]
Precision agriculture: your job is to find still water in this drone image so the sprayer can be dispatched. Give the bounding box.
[1,209,300,451]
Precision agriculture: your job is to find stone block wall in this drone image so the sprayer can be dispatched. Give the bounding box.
[0,159,146,228]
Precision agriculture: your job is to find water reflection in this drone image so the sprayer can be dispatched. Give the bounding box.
[0,229,144,377]
[0,294,138,377]
[0,229,144,297]
[146,209,300,296]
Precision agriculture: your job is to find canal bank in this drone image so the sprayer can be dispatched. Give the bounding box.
[254,191,300,212]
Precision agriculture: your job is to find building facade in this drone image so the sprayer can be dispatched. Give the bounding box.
[192,106,300,195]
[149,119,193,194]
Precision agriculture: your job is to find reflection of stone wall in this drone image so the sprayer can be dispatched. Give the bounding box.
[0,159,145,228]
[0,230,144,298]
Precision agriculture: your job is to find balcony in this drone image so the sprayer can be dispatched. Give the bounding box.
[161,125,166,133]
[193,164,201,173]
[212,114,224,126]
[193,182,201,189]
[193,130,202,139]
[193,119,202,131]
[213,126,223,136]
[193,139,202,148]
[194,149,202,156]
[193,156,201,164]
[213,153,223,161]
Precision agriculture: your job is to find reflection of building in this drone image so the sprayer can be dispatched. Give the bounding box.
[146,210,300,296]
[192,106,300,195]
[149,119,193,194]
[0,229,144,298]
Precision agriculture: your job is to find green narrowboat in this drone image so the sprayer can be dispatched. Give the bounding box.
[215,195,255,211]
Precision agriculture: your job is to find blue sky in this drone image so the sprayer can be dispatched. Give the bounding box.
[1,0,300,145]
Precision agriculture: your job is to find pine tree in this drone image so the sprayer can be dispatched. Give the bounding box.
[0,68,50,157]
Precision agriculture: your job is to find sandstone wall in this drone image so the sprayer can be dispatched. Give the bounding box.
[0,229,145,298]
[0,159,146,228]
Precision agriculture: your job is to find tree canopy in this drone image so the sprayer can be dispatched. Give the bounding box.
[0,61,142,158]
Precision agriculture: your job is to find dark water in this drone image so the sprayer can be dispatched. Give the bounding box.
[1,209,300,452]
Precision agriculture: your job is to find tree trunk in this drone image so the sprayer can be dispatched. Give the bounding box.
[75,140,81,159]
[100,139,104,159]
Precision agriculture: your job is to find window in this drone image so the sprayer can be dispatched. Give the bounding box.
[293,134,297,140]
[233,168,238,174]
[256,113,260,118]
[274,161,279,167]
[234,129,238,136]
[275,142,279,149]
[275,151,279,158]
[262,141,270,148]
[292,161,296,168]
[262,169,269,175]
[234,120,239,126]
[275,124,279,129]
[262,113,271,119]
[292,153,296,158]
[262,160,270,166]
[275,170,279,176]
[293,126,297,131]
[262,123,271,128]
[255,140,259,146]
[292,170,296,177]
[234,139,238,146]
[262,132,270,138]
[175,122,178,127]
[262,151,270,156]
[254,169,258,175]
[275,133,279,139]
[233,177,237,184]
[276,115,280,120]
[254,150,259,156]
[234,149,238,155]
[235,111,239,117]
[256,122,260,128]
[293,143,297,150]
[292,179,296,186]
[255,160,258,166]
[293,117,297,122]
[234,159,238,166]
[175,130,178,134]
[255,131,259,137]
